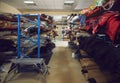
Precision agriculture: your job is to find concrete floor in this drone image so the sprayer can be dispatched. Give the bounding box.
[46,47,88,83]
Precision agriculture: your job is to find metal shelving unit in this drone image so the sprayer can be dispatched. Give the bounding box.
[17,14,41,58]
[3,14,48,83]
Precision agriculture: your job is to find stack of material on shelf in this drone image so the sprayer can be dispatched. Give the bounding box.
[85,11,120,43]
[0,13,54,33]
[77,34,120,83]
[0,13,55,68]
[27,39,55,65]
[0,20,17,30]
[0,39,16,67]
[80,50,108,83]
[20,34,56,65]
[19,14,55,66]
[0,13,18,74]
[74,1,120,82]
[0,14,18,31]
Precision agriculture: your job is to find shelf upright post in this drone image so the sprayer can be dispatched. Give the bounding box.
[37,14,41,58]
[17,14,21,59]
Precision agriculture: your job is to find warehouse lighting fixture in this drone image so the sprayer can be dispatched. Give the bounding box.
[64,1,74,4]
[64,0,74,5]
[24,0,37,6]
[24,1,34,4]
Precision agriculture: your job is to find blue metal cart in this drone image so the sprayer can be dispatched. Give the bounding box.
[3,14,48,83]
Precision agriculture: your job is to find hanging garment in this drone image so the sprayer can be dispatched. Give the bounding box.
[95,11,120,41]
[78,14,86,26]
[106,14,120,41]
[70,15,79,23]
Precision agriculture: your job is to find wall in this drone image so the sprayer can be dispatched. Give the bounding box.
[0,1,21,14]
[20,10,79,15]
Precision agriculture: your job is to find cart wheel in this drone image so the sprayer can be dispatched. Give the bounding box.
[37,72,47,83]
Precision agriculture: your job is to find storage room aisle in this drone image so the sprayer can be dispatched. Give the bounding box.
[47,47,88,83]
[46,25,87,83]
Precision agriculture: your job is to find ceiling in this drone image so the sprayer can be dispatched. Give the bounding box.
[0,0,95,11]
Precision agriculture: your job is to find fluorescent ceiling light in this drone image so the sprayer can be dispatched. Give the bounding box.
[64,0,74,4]
[24,1,34,4]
